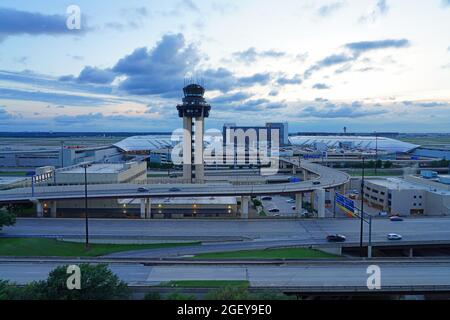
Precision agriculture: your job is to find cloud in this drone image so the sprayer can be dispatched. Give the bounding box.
[0,7,86,41]
[304,38,410,78]
[182,0,200,13]
[0,87,111,106]
[233,47,286,63]
[317,1,345,17]
[301,101,387,118]
[60,66,116,84]
[210,92,253,104]
[312,83,331,90]
[403,101,449,108]
[0,106,14,121]
[277,74,302,85]
[345,39,410,53]
[105,6,149,30]
[442,0,450,7]
[359,0,389,23]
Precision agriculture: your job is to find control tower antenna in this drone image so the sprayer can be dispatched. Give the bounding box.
[176,83,211,183]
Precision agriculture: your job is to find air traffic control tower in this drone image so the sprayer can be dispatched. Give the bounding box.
[177,83,211,183]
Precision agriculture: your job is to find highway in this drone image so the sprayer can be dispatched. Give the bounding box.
[1,260,450,292]
[0,161,350,203]
[4,217,450,258]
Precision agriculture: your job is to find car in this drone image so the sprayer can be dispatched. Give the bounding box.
[137,187,149,192]
[261,196,272,201]
[387,233,402,240]
[291,206,296,210]
[390,216,403,221]
[313,181,321,185]
[273,213,280,217]
[326,234,346,242]
[286,199,295,204]
[379,211,388,217]
[169,187,181,192]
[268,208,280,213]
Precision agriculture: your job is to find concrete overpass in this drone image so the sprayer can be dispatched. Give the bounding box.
[0,159,350,219]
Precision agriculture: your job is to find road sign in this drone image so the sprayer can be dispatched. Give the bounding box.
[335,192,355,217]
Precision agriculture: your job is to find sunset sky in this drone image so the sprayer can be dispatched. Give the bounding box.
[0,0,449,132]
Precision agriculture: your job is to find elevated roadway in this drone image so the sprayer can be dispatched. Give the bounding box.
[0,160,349,203]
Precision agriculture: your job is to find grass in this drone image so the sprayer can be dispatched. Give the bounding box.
[193,247,338,259]
[159,280,249,288]
[0,171,29,177]
[0,238,200,257]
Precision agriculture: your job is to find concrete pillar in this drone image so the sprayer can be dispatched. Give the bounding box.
[140,199,146,219]
[241,196,249,219]
[36,201,43,218]
[303,170,308,181]
[314,188,326,218]
[295,193,303,216]
[292,166,297,175]
[409,248,414,258]
[194,117,205,183]
[50,201,57,218]
[183,117,192,182]
[145,198,152,219]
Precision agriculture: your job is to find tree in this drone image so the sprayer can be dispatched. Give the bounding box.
[43,264,130,300]
[0,208,15,231]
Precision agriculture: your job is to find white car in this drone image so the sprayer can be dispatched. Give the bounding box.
[387,233,402,240]
[286,199,295,204]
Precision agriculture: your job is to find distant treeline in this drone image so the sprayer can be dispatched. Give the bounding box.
[0,132,172,138]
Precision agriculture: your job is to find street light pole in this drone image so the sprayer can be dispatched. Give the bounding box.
[360,157,365,257]
[375,132,378,176]
[61,141,64,168]
[83,164,90,249]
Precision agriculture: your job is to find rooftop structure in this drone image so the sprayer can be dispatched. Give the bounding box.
[289,135,419,153]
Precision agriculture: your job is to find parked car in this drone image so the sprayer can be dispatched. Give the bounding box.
[137,187,149,192]
[261,196,272,201]
[286,199,295,203]
[273,213,281,217]
[379,211,388,217]
[326,234,346,242]
[390,216,403,222]
[291,206,296,210]
[313,181,321,185]
[268,208,280,213]
[387,233,402,240]
[169,187,181,192]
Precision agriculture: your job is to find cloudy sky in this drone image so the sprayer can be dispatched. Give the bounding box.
[0,0,449,133]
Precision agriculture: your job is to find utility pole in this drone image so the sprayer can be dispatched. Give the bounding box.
[60,141,64,168]
[360,157,365,257]
[374,132,378,176]
[82,164,91,249]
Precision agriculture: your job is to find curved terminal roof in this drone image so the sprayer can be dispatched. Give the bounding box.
[114,135,175,152]
[114,134,222,152]
[289,135,419,153]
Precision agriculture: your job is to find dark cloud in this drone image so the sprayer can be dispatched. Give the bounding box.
[312,83,331,90]
[317,1,345,17]
[277,74,302,85]
[233,47,286,63]
[0,7,86,40]
[301,101,387,118]
[60,66,116,84]
[238,73,271,86]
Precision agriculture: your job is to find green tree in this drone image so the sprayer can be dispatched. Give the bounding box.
[0,208,15,231]
[383,160,393,169]
[42,263,129,300]
[165,290,196,300]
[205,286,294,300]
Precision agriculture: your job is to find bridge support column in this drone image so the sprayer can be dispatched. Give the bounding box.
[140,199,146,219]
[292,166,297,175]
[314,188,326,218]
[36,201,43,218]
[295,193,303,216]
[241,196,249,219]
[409,247,414,258]
[145,198,152,219]
[50,201,57,218]
[303,170,308,181]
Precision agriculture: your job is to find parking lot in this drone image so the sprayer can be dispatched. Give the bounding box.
[259,195,298,217]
